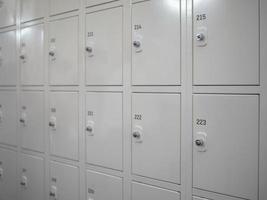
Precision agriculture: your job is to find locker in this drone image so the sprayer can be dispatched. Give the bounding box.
[0,91,17,146]
[85,7,123,86]
[20,24,44,85]
[49,0,79,16]
[0,0,16,28]
[20,0,46,22]
[132,93,181,183]
[0,30,16,86]
[0,148,17,200]
[20,154,44,200]
[20,91,44,152]
[86,170,123,200]
[193,0,259,85]
[49,92,79,160]
[49,161,79,200]
[85,92,123,170]
[48,16,78,85]
[193,95,258,200]
[132,0,180,85]
[132,182,180,200]
[86,0,117,7]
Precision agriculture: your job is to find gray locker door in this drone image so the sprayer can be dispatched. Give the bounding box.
[193,0,259,85]
[132,0,181,85]
[20,91,44,152]
[0,148,17,200]
[20,154,45,200]
[49,161,79,200]
[132,182,180,200]
[0,91,17,146]
[87,170,123,200]
[49,92,79,160]
[21,0,46,22]
[0,30,16,86]
[48,16,79,85]
[85,7,123,86]
[20,24,44,85]
[132,93,181,183]
[85,92,123,170]
[193,95,259,200]
[0,0,16,28]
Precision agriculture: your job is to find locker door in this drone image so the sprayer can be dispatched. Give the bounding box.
[87,170,123,200]
[0,91,17,146]
[0,30,16,86]
[50,0,79,16]
[193,0,259,85]
[85,7,123,85]
[49,16,78,85]
[132,0,180,85]
[20,24,44,85]
[86,0,117,7]
[85,92,123,170]
[132,182,180,200]
[132,93,181,183]
[20,154,44,200]
[20,91,44,152]
[49,161,79,200]
[0,148,17,200]
[21,0,46,22]
[193,95,258,200]
[0,0,16,28]
[49,92,78,160]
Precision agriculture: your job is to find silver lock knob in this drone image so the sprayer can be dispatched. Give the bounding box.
[49,51,55,57]
[50,192,56,197]
[20,55,26,60]
[195,139,204,146]
[132,131,141,139]
[19,118,25,123]
[85,47,93,53]
[49,121,55,127]
[133,41,141,48]
[196,33,205,41]
[86,126,93,132]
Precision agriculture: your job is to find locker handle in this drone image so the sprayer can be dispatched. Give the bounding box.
[85,46,93,53]
[49,121,56,127]
[49,51,55,57]
[132,131,141,139]
[196,33,205,41]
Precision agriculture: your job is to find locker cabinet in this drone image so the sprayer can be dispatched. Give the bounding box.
[85,92,123,170]
[132,93,181,183]
[193,95,258,200]
[20,24,44,85]
[49,161,79,200]
[132,182,180,200]
[0,0,16,28]
[85,7,123,85]
[193,0,259,85]
[49,92,79,160]
[0,91,17,146]
[86,0,117,7]
[48,16,78,85]
[21,0,46,22]
[0,148,17,200]
[86,170,123,200]
[50,0,79,16]
[0,30,16,86]
[20,154,45,200]
[20,91,44,152]
[132,0,180,85]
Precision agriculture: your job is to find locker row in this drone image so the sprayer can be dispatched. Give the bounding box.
[0,91,259,200]
[0,149,182,200]
[0,0,260,86]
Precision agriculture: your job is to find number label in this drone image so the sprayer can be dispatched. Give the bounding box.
[196,14,207,21]
[196,119,207,126]
[134,114,142,120]
[134,24,142,30]
[88,32,94,37]
[88,111,94,116]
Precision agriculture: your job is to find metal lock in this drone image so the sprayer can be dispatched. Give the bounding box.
[49,185,58,200]
[49,50,55,57]
[19,112,27,126]
[133,41,141,48]
[20,175,28,188]
[196,33,205,41]
[0,168,3,179]
[132,125,143,143]
[194,132,207,152]
[49,116,57,130]
[20,54,26,60]
[195,27,208,47]
[86,121,94,136]
[85,46,93,53]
